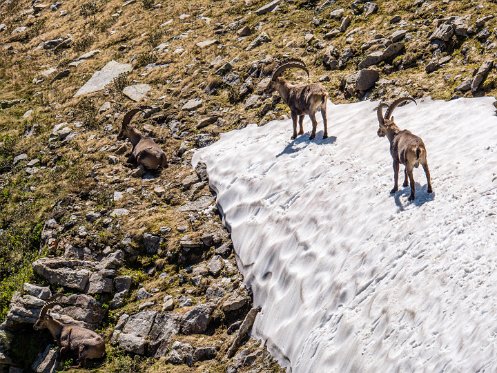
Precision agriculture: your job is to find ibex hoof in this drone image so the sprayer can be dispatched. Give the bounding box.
[408,194,415,201]
[402,182,408,187]
[291,135,297,140]
[390,187,398,194]
[427,187,433,193]
[309,135,315,140]
[323,134,328,139]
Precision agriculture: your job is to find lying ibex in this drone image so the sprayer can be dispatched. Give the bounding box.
[33,302,105,366]
[377,97,433,201]
[267,58,329,140]
[118,107,167,171]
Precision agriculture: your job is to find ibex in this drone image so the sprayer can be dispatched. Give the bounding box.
[376,97,433,201]
[33,302,105,366]
[267,58,329,140]
[118,107,167,171]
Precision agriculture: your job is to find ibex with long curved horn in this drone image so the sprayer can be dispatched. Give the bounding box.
[33,301,105,366]
[376,97,433,201]
[118,107,167,171]
[267,58,329,140]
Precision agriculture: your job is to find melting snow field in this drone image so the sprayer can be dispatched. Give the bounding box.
[193,98,497,372]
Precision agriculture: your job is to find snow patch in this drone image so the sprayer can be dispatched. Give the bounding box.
[193,98,497,372]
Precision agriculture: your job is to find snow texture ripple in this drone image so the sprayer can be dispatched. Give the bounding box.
[193,98,497,372]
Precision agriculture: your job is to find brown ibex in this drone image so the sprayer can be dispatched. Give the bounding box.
[376,97,433,201]
[267,58,329,140]
[118,107,167,171]
[33,302,105,366]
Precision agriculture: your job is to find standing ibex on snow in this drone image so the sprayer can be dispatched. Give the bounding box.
[267,58,329,140]
[118,107,167,171]
[377,97,433,201]
[33,301,105,366]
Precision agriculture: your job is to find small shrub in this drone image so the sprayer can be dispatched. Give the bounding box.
[73,35,95,52]
[80,1,98,17]
[135,51,158,67]
[147,30,163,47]
[113,74,130,92]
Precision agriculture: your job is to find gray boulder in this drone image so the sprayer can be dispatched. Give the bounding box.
[112,311,157,355]
[32,258,93,291]
[358,43,404,68]
[181,304,214,334]
[471,60,493,93]
[74,60,132,97]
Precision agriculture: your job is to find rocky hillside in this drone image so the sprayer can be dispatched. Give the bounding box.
[0,0,496,371]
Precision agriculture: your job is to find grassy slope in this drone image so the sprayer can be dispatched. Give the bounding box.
[0,0,496,370]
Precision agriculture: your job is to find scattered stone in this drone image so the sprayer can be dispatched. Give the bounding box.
[112,311,157,355]
[0,99,24,109]
[74,60,132,97]
[148,313,181,357]
[255,0,280,15]
[193,346,217,362]
[182,98,203,111]
[390,15,401,24]
[196,39,219,48]
[391,29,407,42]
[430,23,454,42]
[329,8,344,20]
[456,79,472,92]
[197,116,218,129]
[339,16,351,32]
[246,32,271,51]
[143,233,161,254]
[13,153,28,165]
[358,42,404,68]
[162,295,174,311]
[238,25,252,37]
[122,84,151,102]
[227,307,261,358]
[111,208,129,217]
[181,304,214,334]
[363,2,378,16]
[207,255,224,277]
[114,276,132,293]
[343,69,379,96]
[0,24,5,32]
[222,293,249,313]
[32,258,92,291]
[166,341,194,366]
[471,60,493,93]
[31,345,58,373]
[137,287,152,300]
[215,242,232,257]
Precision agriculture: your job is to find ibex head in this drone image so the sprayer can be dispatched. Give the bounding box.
[117,106,152,140]
[267,58,309,92]
[33,301,58,330]
[376,97,416,137]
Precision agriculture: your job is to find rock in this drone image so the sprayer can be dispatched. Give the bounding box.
[32,258,92,291]
[255,0,280,15]
[207,255,224,277]
[74,60,132,97]
[68,49,101,67]
[162,295,174,311]
[391,29,407,42]
[137,287,152,300]
[215,242,232,257]
[87,272,113,294]
[178,196,213,212]
[143,233,160,254]
[148,313,181,357]
[390,15,401,24]
[112,311,157,355]
[166,341,194,366]
[99,101,111,113]
[246,32,271,51]
[111,208,129,217]
[471,61,493,93]
[195,162,208,182]
[23,284,51,300]
[193,346,217,362]
[339,16,351,32]
[0,99,23,109]
[98,250,124,270]
[52,69,70,82]
[114,276,132,293]
[329,8,344,19]
[181,304,214,334]
[5,293,46,328]
[430,23,454,42]
[197,116,218,129]
[358,42,404,68]
[182,173,199,190]
[196,39,219,48]
[227,307,261,358]
[55,294,105,328]
[344,69,379,96]
[31,345,58,373]
[182,98,203,111]
[363,2,378,16]
[122,84,151,101]
[13,153,28,165]
[0,24,5,32]
[222,293,249,313]
[238,25,252,37]
[477,28,490,42]
[42,37,71,50]
[456,79,472,92]
[244,94,261,109]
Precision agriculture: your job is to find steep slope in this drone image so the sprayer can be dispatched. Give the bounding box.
[194,97,497,372]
